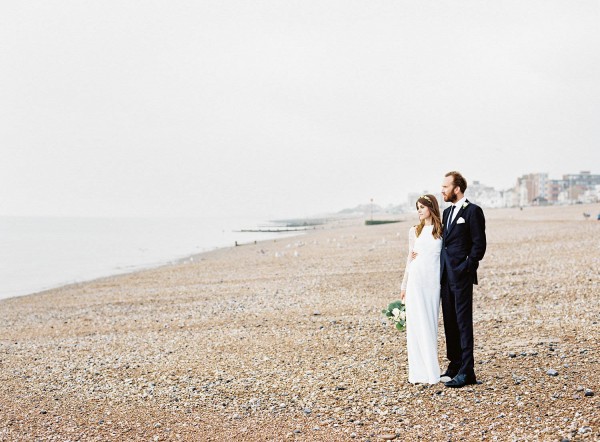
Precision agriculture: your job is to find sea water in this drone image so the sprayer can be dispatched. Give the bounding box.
[0,216,301,300]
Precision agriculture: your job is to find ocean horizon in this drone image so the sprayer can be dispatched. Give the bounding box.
[0,215,305,301]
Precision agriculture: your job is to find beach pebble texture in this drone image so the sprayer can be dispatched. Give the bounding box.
[1,204,599,441]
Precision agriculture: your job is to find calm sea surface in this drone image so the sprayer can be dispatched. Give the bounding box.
[0,216,300,300]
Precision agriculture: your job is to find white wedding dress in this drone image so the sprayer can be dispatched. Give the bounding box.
[401,225,441,384]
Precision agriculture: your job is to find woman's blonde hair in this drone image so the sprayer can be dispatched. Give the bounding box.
[415,194,443,239]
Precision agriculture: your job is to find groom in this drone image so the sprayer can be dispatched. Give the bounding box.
[440,171,486,388]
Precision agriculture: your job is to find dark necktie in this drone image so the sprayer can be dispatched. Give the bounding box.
[447,205,455,229]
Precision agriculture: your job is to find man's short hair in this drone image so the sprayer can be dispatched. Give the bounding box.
[445,171,467,193]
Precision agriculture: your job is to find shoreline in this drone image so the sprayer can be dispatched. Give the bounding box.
[0,225,317,304]
[4,202,597,302]
[0,215,342,303]
[0,214,372,303]
[1,204,598,440]
[8,202,594,304]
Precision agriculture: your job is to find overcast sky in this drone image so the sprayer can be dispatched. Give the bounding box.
[2,1,598,219]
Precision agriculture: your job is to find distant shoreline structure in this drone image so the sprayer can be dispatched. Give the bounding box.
[236,227,316,233]
[365,220,402,226]
[235,217,329,233]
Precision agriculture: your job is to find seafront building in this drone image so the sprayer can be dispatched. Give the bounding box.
[444,172,600,209]
[515,170,600,206]
[465,181,505,208]
[516,173,549,206]
[390,170,599,214]
[400,170,599,211]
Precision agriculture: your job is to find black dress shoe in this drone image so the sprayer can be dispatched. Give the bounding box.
[439,369,458,382]
[444,373,477,388]
[440,369,458,379]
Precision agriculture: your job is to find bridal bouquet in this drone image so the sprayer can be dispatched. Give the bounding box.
[382,300,406,331]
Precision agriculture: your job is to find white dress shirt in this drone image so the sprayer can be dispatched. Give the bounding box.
[448,196,467,226]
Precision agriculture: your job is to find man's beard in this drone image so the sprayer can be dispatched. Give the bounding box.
[444,192,458,203]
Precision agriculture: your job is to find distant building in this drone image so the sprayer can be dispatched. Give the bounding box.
[466,181,505,208]
[516,173,548,206]
[562,171,600,203]
[586,184,600,203]
[580,185,600,204]
[516,170,600,205]
[545,179,560,203]
[563,170,600,188]
[399,170,598,212]
[502,188,518,208]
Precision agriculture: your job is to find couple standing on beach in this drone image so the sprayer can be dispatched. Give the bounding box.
[400,171,486,388]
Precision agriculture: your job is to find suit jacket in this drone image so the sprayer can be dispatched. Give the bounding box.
[440,200,486,285]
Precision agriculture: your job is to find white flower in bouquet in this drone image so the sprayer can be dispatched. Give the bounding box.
[382,300,406,331]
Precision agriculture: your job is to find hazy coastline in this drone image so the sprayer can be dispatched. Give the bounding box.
[0,216,311,301]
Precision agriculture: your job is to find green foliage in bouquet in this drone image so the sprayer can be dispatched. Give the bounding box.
[382,300,406,331]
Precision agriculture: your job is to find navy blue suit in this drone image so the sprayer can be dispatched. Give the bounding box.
[440,200,486,376]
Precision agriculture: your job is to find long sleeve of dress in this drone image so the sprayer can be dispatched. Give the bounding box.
[401,226,417,291]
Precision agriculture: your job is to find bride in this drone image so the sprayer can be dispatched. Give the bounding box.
[400,194,443,384]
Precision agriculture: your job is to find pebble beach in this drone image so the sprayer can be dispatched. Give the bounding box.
[1,204,599,441]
